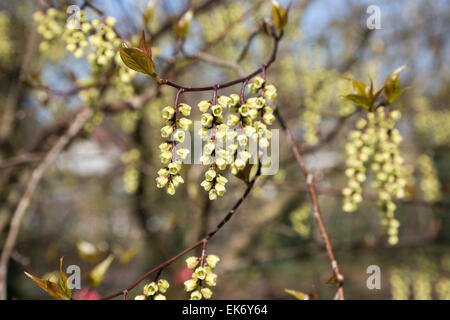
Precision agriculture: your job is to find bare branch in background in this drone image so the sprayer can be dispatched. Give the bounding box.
[0,107,93,300]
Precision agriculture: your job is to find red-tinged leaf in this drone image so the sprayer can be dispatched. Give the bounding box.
[59,257,72,299]
[86,254,114,288]
[343,94,372,110]
[118,36,156,77]
[119,47,155,76]
[139,31,152,61]
[25,272,70,300]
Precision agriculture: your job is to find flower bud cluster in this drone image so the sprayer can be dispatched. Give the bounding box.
[156,103,192,195]
[198,98,234,200]
[35,9,119,66]
[34,8,137,107]
[342,114,377,212]
[417,154,442,203]
[134,279,170,300]
[231,79,276,172]
[61,12,90,59]
[184,254,220,300]
[158,77,277,199]
[372,109,405,245]
[0,12,13,64]
[289,204,311,239]
[343,108,406,245]
[121,148,140,194]
[33,9,66,52]
[84,17,120,67]
[110,51,137,101]
[299,67,353,145]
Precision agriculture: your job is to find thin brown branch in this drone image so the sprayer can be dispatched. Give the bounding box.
[187,51,246,77]
[101,165,261,300]
[0,107,93,300]
[0,153,43,169]
[274,107,345,300]
[236,29,261,63]
[158,27,280,92]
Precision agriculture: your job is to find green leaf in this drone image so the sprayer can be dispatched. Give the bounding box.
[285,288,309,300]
[345,78,381,111]
[343,94,372,110]
[25,272,70,300]
[388,86,410,103]
[59,257,72,299]
[174,9,193,39]
[118,32,156,77]
[139,30,152,62]
[383,64,408,103]
[352,80,368,96]
[119,47,155,76]
[87,254,114,288]
[271,0,288,30]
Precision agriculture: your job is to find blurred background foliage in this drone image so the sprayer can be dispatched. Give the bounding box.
[0,0,449,299]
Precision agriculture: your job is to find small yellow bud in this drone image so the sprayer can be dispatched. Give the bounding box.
[185,256,199,269]
[201,288,213,299]
[190,290,202,300]
[206,255,220,268]
[205,272,217,287]
[157,279,170,293]
[184,279,197,292]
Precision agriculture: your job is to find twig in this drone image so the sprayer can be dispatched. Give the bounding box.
[101,166,261,300]
[187,51,246,77]
[158,28,279,92]
[0,153,43,169]
[0,107,93,300]
[236,29,260,63]
[274,107,345,300]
